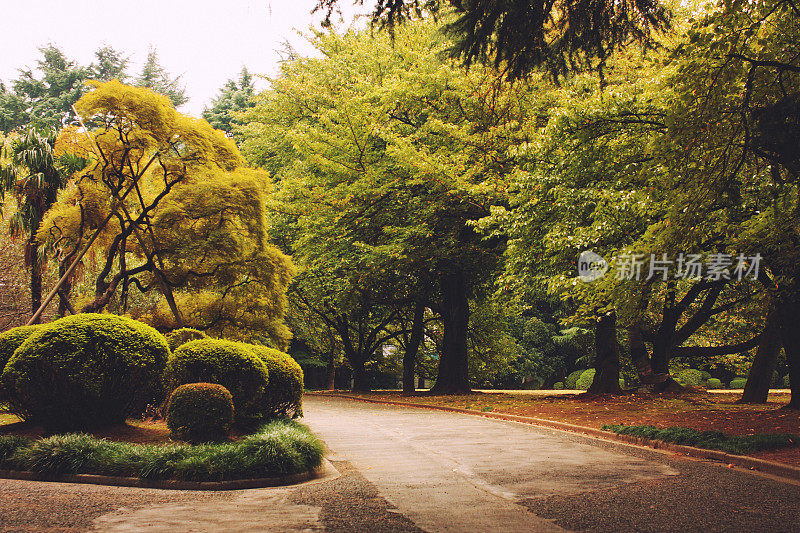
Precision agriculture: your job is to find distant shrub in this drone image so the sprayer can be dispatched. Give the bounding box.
[553,382,564,390]
[244,344,304,419]
[770,371,782,388]
[706,378,723,389]
[676,369,704,387]
[565,370,586,389]
[167,383,234,443]
[783,374,791,388]
[165,328,207,352]
[164,339,269,423]
[0,325,44,401]
[619,378,626,389]
[1,314,169,431]
[729,377,747,389]
[576,369,596,390]
[701,371,712,381]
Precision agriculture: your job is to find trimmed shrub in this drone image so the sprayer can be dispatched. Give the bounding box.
[565,369,586,390]
[676,369,704,387]
[729,377,747,389]
[1,314,169,431]
[575,369,596,390]
[619,378,626,389]
[165,339,269,423]
[553,382,564,390]
[0,325,44,402]
[167,383,234,443]
[783,374,791,388]
[706,378,723,389]
[166,328,207,352]
[700,371,712,381]
[245,344,303,419]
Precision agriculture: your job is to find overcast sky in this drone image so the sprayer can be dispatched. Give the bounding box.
[0,0,367,116]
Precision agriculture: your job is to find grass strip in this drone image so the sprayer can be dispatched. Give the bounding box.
[0,420,323,481]
[601,424,798,455]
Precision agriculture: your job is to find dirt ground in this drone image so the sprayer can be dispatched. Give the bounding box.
[323,390,800,466]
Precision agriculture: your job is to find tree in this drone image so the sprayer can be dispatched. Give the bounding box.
[203,67,257,135]
[90,46,130,82]
[38,81,294,345]
[241,21,532,393]
[314,0,670,79]
[134,48,188,108]
[0,45,89,133]
[0,127,83,321]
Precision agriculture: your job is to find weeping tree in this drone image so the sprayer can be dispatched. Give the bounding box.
[38,81,294,345]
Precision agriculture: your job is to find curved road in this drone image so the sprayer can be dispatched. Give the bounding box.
[1,395,798,532]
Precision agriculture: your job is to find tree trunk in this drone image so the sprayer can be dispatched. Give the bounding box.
[351,358,370,392]
[587,310,622,394]
[325,350,336,391]
[56,261,75,317]
[776,295,800,409]
[403,303,425,396]
[739,309,781,404]
[28,238,42,324]
[431,267,471,394]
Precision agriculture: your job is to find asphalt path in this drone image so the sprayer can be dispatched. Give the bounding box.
[1,395,798,532]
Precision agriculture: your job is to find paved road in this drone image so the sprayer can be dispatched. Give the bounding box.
[1,395,799,532]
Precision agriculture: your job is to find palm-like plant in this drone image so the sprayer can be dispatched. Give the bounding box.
[0,127,81,322]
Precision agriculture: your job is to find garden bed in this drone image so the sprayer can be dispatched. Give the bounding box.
[0,420,324,486]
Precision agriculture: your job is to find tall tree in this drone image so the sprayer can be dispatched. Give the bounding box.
[241,21,531,393]
[203,67,257,134]
[134,48,188,108]
[90,46,130,82]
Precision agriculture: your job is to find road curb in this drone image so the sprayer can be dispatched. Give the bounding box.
[309,392,800,482]
[0,462,331,491]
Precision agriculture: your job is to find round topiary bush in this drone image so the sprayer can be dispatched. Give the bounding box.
[244,344,304,419]
[164,339,269,423]
[729,377,747,389]
[706,378,723,389]
[676,369,704,387]
[1,314,169,431]
[0,325,44,402]
[553,382,564,390]
[167,383,234,443]
[565,369,586,390]
[575,369,596,390]
[165,327,208,352]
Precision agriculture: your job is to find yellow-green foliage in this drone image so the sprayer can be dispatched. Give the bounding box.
[244,344,304,419]
[36,80,295,345]
[165,339,269,422]
[1,314,169,430]
[165,327,207,352]
[166,383,234,443]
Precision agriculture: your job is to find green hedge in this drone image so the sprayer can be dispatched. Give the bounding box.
[676,369,704,387]
[0,325,44,402]
[166,328,208,352]
[167,383,234,443]
[1,314,169,431]
[729,377,747,389]
[706,378,723,389]
[244,344,303,419]
[576,369,596,390]
[0,421,323,481]
[165,339,269,423]
[565,370,586,390]
[552,382,564,390]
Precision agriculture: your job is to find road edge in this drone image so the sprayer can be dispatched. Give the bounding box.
[308,392,800,482]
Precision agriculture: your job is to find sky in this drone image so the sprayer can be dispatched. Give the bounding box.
[0,0,367,116]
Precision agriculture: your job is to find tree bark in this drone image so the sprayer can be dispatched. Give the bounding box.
[29,238,42,325]
[351,357,370,392]
[56,260,75,317]
[587,310,622,394]
[776,295,800,409]
[431,267,471,394]
[403,303,425,396]
[739,309,781,404]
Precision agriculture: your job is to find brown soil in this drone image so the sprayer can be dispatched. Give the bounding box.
[325,390,800,466]
[0,416,174,444]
